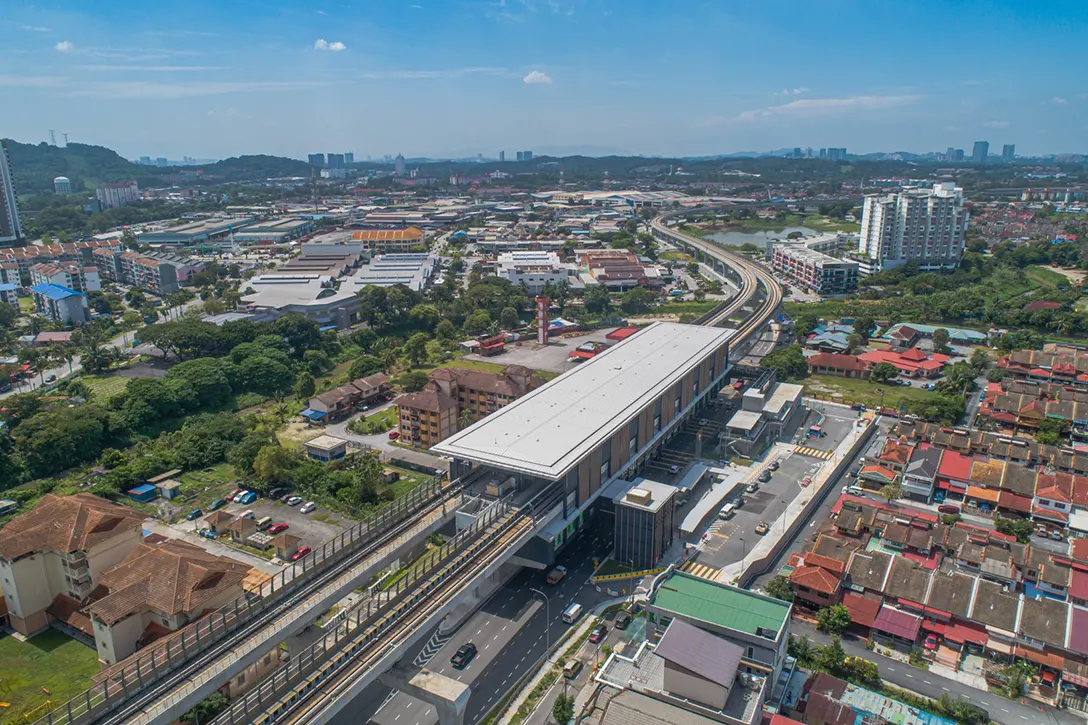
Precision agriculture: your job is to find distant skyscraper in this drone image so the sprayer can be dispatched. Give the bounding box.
[805,147,813,158]
[499,150,505,162]
[327,153,345,169]
[792,147,802,158]
[394,153,406,176]
[858,183,968,274]
[308,153,325,168]
[344,152,354,164]
[155,157,168,167]
[972,141,989,164]
[1002,144,1015,161]
[53,176,73,195]
[819,148,827,159]
[945,147,955,160]
[954,149,965,161]
[139,156,152,166]
[0,141,25,247]
[827,147,847,161]
[516,150,534,161]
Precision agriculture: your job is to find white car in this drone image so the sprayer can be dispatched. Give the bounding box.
[300,501,317,514]
[232,490,250,503]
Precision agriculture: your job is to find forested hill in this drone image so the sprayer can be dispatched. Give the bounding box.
[3,140,155,195]
[2,139,311,195]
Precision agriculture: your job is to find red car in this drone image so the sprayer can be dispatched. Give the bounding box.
[923,634,939,651]
[937,504,960,515]
[268,523,289,534]
[388,430,400,440]
[291,545,312,561]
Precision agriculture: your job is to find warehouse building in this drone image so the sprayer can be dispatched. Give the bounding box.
[433,322,735,565]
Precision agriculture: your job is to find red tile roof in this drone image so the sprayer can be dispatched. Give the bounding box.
[808,353,868,373]
[871,605,922,641]
[842,591,883,628]
[790,564,842,595]
[1070,569,1088,602]
[937,450,974,482]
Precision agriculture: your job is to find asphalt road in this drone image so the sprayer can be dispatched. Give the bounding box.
[792,621,1077,725]
[329,518,616,725]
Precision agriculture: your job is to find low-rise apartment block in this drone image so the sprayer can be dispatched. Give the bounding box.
[769,242,858,295]
[96,180,140,210]
[29,261,100,293]
[30,282,89,323]
[0,494,145,637]
[396,365,546,447]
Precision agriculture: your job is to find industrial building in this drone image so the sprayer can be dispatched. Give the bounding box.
[496,251,573,294]
[769,242,858,295]
[349,253,437,292]
[433,322,735,564]
[139,216,256,248]
[350,226,427,254]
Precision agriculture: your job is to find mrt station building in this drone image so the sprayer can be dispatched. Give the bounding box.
[433,322,736,567]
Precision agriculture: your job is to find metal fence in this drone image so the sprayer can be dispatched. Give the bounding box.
[34,474,453,725]
[208,499,524,725]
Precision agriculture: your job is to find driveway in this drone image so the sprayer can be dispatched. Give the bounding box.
[325,406,448,474]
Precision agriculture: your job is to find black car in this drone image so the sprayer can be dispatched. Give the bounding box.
[615,612,633,630]
[209,498,228,511]
[450,643,477,669]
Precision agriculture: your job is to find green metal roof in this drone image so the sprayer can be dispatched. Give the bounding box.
[651,572,790,638]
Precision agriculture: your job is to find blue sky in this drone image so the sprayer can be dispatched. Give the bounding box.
[1,0,1086,160]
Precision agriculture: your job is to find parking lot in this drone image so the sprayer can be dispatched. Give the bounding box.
[221,497,352,549]
[463,327,621,373]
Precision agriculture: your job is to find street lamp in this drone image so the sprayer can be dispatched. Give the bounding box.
[530,588,551,655]
[740,537,747,574]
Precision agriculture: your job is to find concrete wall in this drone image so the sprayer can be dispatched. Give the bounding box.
[663,661,728,710]
[0,555,51,633]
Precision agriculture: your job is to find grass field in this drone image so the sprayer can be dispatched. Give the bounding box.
[0,629,100,722]
[17,296,34,314]
[175,462,239,512]
[659,250,693,262]
[81,374,131,402]
[1025,265,1072,290]
[661,300,720,315]
[804,374,942,410]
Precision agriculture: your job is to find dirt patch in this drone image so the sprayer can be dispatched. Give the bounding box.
[278,421,324,447]
[1039,265,1087,283]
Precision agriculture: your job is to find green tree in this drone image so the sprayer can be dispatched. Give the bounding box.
[583,285,612,314]
[817,637,847,675]
[552,693,575,725]
[995,516,1035,543]
[181,691,229,725]
[693,288,707,302]
[879,483,903,503]
[228,433,272,477]
[348,355,383,381]
[240,355,293,397]
[463,309,492,335]
[620,287,656,314]
[816,604,852,636]
[931,328,950,354]
[969,347,990,374]
[869,362,899,383]
[985,367,1005,383]
[685,261,700,276]
[844,656,881,687]
[846,333,866,354]
[759,345,808,381]
[294,372,316,400]
[253,445,298,487]
[499,306,519,329]
[853,316,876,340]
[1036,417,1067,446]
[764,575,794,602]
[404,332,430,367]
[435,319,457,342]
[395,370,431,392]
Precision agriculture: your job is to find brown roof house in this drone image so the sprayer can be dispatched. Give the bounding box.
[396,365,546,448]
[0,494,145,636]
[87,539,251,664]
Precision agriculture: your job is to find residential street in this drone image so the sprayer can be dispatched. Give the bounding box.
[792,621,1076,725]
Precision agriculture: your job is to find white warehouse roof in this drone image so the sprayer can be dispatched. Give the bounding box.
[432,322,736,480]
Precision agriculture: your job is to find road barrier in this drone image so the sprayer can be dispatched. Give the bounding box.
[591,567,665,584]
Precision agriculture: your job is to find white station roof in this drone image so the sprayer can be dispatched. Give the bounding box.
[432,322,736,480]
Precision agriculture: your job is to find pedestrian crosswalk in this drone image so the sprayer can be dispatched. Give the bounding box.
[794,446,833,460]
[680,561,719,581]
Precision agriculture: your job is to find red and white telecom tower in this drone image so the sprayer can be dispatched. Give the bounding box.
[535,296,550,345]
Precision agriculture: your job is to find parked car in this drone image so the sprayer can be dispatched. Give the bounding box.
[185,508,203,521]
[45,374,57,383]
[746,483,759,494]
[668,464,681,474]
[232,490,249,503]
[388,430,400,440]
[238,491,258,504]
[698,418,709,426]
[615,612,633,630]
[300,501,317,514]
[769,461,780,471]
[757,470,771,483]
[450,642,478,669]
[588,624,608,644]
[924,634,939,651]
[291,545,312,561]
[268,523,289,535]
[286,496,303,506]
[937,504,961,515]
[228,488,244,501]
[209,498,228,511]
[279,492,295,503]
[755,521,770,535]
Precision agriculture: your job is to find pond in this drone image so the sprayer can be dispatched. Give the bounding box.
[705,226,818,250]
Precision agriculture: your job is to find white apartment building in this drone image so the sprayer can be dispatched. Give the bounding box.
[857,182,968,274]
[29,261,101,293]
[0,140,24,247]
[96,180,140,210]
[496,251,573,294]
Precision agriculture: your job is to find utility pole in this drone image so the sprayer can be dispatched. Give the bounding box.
[49,129,57,146]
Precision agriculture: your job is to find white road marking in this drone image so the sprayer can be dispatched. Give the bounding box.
[1001,708,1010,713]
[942,687,950,692]
[905,673,914,679]
[923,680,932,684]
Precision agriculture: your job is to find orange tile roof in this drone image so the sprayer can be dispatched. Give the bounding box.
[0,494,145,561]
[350,226,424,242]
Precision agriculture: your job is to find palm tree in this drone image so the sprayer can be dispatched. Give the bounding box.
[458,408,475,431]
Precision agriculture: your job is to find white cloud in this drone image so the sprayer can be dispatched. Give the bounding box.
[731,94,919,123]
[775,88,809,96]
[944,125,962,132]
[313,39,346,52]
[55,40,74,52]
[0,75,68,88]
[21,25,52,32]
[1046,96,1068,105]
[523,70,552,85]
[983,120,1009,128]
